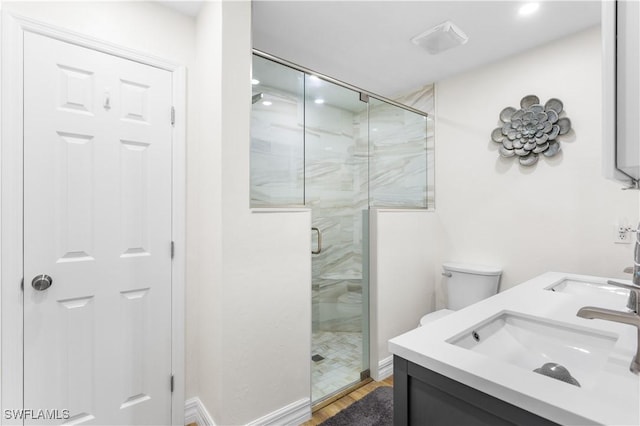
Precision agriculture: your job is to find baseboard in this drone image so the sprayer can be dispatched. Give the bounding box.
[246,398,311,426]
[185,397,310,426]
[185,397,215,426]
[378,356,393,380]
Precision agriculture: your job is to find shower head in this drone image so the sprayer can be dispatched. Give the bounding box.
[252,93,263,104]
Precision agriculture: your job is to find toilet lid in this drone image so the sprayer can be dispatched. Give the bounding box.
[419,309,454,326]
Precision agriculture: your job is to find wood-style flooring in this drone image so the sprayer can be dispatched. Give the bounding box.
[185,376,393,426]
[303,376,394,426]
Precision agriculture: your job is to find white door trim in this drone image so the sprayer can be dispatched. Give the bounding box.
[0,12,186,425]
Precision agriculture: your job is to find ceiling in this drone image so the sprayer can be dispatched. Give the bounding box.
[252,1,601,98]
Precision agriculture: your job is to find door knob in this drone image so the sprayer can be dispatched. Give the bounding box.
[31,274,53,291]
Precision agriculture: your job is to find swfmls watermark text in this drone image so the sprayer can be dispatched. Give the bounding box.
[4,409,70,420]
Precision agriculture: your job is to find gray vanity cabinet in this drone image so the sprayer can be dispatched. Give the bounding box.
[393,356,559,426]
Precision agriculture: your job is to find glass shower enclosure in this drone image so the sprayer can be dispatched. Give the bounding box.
[250,52,429,406]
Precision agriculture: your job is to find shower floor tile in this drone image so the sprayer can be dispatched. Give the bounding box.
[312,331,363,403]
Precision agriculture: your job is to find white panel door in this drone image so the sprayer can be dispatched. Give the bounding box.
[23,31,173,425]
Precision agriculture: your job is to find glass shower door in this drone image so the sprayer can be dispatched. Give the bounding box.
[305,75,370,405]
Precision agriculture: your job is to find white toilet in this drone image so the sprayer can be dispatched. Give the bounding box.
[419,262,502,326]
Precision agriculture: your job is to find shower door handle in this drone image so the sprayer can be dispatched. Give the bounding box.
[312,227,322,254]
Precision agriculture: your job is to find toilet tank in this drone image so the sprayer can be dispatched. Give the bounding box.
[443,262,502,311]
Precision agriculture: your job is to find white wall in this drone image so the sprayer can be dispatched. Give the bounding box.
[190,0,222,411]
[370,209,437,378]
[433,26,639,306]
[194,2,312,424]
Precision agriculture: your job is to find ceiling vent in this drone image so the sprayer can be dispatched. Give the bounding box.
[411,21,469,55]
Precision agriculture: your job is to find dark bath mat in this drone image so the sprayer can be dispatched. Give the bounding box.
[320,386,393,426]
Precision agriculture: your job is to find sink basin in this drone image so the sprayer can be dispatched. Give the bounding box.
[447,311,618,389]
[546,278,630,307]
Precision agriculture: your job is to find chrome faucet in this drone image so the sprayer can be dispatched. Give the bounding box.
[577,224,640,374]
[632,223,640,286]
[576,279,640,374]
[622,222,640,310]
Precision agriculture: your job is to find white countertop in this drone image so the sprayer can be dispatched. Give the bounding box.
[388,272,640,426]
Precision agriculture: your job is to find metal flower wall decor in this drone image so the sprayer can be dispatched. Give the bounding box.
[491,95,571,166]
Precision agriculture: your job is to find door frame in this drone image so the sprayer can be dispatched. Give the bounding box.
[0,12,186,425]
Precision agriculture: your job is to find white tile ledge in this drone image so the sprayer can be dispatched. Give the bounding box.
[251,207,434,213]
[251,207,311,214]
[371,208,434,213]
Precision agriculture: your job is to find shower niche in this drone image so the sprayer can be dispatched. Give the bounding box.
[250,52,431,405]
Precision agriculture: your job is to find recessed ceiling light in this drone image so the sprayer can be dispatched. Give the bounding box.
[314,98,325,104]
[518,2,540,16]
[262,101,272,106]
[251,78,260,85]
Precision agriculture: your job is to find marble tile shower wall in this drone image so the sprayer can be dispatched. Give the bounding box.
[393,84,436,207]
[250,84,435,208]
[250,89,304,206]
[369,99,430,207]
